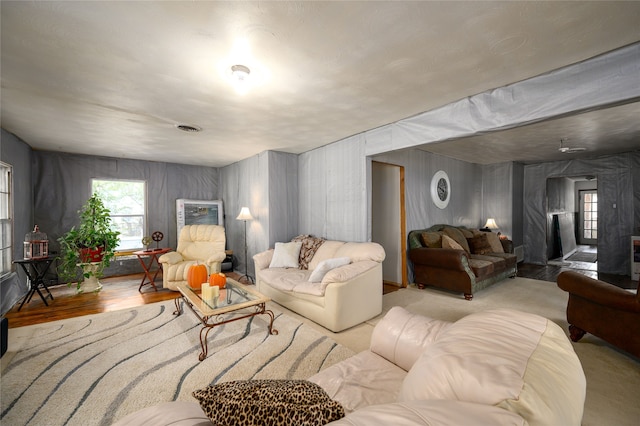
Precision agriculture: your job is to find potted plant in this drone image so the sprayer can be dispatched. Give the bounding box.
[57,193,120,292]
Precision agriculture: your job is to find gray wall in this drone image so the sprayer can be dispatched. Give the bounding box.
[220,151,298,279]
[32,151,219,279]
[0,129,33,314]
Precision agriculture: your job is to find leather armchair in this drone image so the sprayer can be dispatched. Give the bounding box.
[159,225,226,291]
[557,270,640,358]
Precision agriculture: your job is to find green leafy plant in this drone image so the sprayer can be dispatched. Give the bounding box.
[57,193,121,290]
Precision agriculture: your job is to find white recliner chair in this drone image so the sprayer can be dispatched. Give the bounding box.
[158,225,226,291]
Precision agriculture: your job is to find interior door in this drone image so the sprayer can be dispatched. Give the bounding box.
[579,190,598,245]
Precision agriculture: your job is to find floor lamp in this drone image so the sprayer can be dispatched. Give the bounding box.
[236,207,254,284]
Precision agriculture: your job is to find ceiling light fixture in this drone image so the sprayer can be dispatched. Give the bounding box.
[558,138,586,153]
[176,124,202,133]
[231,64,250,82]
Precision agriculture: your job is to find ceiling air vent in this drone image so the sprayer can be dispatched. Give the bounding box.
[176,124,202,133]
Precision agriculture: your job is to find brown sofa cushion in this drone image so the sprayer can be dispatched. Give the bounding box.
[468,258,495,278]
[443,227,471,253]
[421,232,442,248]
[484,252,518,268]
[485,232,504,253]
[470,254,507,270]
[468,234,493,255]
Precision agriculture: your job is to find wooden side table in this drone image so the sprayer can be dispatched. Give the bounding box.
[133,248,171,292]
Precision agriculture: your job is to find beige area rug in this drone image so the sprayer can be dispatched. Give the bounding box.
[0,300,354,426]
[372,278,640,426]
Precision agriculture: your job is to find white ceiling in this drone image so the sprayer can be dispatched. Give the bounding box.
[2,1,640,167]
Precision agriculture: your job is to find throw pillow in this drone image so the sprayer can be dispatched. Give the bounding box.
[420,232,442,248]
[269,241,303,268]
[443,227,471,253]
[485,232,505,253]
[468,233,493,255]
[442,235,464,251]
[291,235,326,270]
[308,257,351,282]
[193,379,345,426]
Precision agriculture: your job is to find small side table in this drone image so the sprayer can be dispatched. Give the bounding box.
[133,248,171,292]
[13,256,55,311]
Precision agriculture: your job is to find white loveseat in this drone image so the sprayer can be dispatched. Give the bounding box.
[253,240,386,332]
[309,306,586,426]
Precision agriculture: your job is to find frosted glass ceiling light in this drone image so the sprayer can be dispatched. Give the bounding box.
[231,64,250,82]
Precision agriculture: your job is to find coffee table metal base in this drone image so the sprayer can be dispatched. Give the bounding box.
[173,296,278,361]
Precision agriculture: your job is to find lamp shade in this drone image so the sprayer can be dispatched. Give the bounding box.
[484,218,499,230]
[236,207,253,221]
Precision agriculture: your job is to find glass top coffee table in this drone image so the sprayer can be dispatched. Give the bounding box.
[174,278,278,361]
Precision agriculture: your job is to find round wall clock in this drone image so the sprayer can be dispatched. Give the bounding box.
[430,170,450,209]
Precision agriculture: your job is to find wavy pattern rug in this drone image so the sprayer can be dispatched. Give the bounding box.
[1,300,355,426]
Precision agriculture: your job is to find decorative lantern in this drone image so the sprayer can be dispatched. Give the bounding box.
[24,225,49,259]
[187,264,208,290]
[209,272,227,289]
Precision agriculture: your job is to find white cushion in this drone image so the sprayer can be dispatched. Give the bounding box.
[398,309,547,405]
[308,257,351,282]
[269,241,303,268]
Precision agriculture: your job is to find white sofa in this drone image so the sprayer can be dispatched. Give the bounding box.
[309,306,586,426]
[158,225,226,291]
[112,306,586,426]
[253,240,386,332]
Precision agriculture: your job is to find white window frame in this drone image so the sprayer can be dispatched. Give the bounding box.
[1,162,13,277]
[91,178,147,252]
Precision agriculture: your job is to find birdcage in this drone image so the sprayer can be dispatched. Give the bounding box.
[24,225,49,259]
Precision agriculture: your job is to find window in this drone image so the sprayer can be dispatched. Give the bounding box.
[582,191,598,240]
[1,162,12,277]
[92,179,146,252]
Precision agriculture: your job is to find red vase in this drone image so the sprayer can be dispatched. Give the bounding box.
[79,247,105,263]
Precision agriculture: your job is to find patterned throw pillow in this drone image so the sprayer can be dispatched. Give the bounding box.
[193,379,345,426]
[291,235,325,270]
[468,233,493,255]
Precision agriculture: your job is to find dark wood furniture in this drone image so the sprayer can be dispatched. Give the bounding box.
[12,256,55,311]
[557,270,640,358]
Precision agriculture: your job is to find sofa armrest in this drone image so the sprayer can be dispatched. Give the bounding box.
[206,252,226,264]
[370,307,452,371]
[409,248,469,271]
[557,271,640,312]
[158,251,183,265]
[253,249,274,271]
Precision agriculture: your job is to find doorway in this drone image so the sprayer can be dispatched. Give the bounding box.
[578,190,597,245]
[371,161,407,287]
[546,176,598,271]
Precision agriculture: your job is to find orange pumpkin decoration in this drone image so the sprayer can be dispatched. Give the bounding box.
[187,264,208,290]
[209,272,226,289]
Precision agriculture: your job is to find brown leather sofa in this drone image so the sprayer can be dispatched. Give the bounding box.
[408,225,517,300]
[557,270,640,358]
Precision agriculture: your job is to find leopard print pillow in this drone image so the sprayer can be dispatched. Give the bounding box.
[192,379,345,426]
